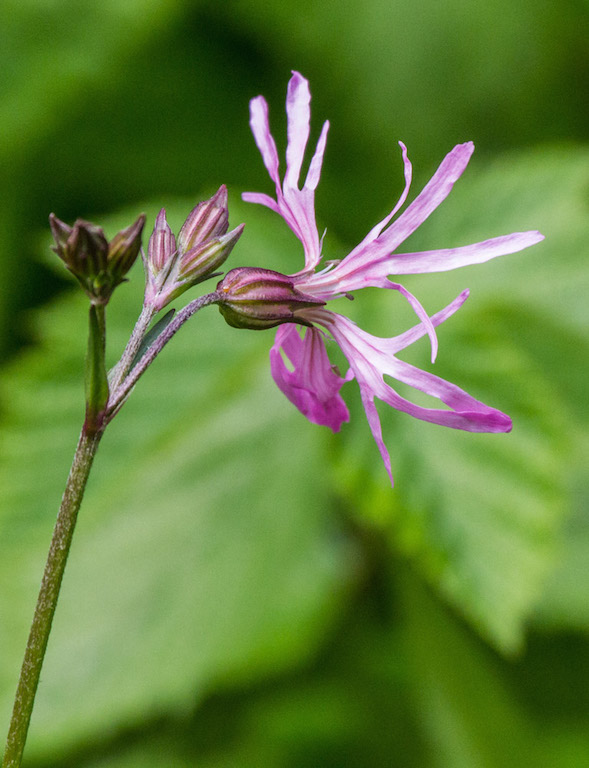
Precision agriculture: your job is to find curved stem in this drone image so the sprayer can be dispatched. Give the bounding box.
[2,426,103,768]
[107,291,219,416]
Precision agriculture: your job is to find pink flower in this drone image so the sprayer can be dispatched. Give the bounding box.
[242,71,544,484]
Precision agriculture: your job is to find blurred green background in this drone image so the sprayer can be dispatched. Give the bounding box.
[1,0,589,766]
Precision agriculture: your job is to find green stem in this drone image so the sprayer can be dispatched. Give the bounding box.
[1,425,103,768]
[85,303,109,433]
[108,303,155,394]
[107,291,219,417]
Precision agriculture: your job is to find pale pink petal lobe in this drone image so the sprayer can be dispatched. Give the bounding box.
[285,72,311,189]
[249,96,281,186]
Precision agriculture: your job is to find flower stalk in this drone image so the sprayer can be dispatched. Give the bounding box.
[3,197,243,766]
[85,303,109,434]
[1,424,103,768]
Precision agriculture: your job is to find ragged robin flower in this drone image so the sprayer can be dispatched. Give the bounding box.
[218,71,544,484]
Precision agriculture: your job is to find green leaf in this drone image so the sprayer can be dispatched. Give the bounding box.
[0,201,352,760]
[532,433,589,633]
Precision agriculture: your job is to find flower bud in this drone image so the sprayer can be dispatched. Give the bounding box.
[144,190,244,311]
[147,209,177,274]
[177,185,229,254]
[107,213,146,282]
[178,224,244,282]
[50,213,145,304]
[216,267,325,330]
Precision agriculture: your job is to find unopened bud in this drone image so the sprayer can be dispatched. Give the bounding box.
[177,185,229,254]
[147,209,177,274]
[144,190,244,311]
[179,224,244,282]
[50,215,108,274]
[107,213,146,281]
[49,213,145,304]
[216,267,325,330]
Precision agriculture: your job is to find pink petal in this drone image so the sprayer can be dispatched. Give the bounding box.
[241,192,281,215]
[285,72,311,189]
[313,309,512,484]
[304,120,330,191]
[367,231,545,275]
[343,142,474,271]
[270,324,350,432]
[390,290,470,353]
[378,141,475,252]
[244,75,324,273]
[387,281,438,363]
[358,385,394,485]
[249,96,281,189]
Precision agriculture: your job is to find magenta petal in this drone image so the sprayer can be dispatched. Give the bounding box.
[270,324,350,432]
[285,72,311,189]
[371,231,545,275]
[358,386,394,485]
[249,96,281,188]
[314,310,512,480]
[304,120,330,191]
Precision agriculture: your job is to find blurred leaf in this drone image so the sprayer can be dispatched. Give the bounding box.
[400,568,589,768]
[0,199,352,760]
[0,0,184,162]
[0,0,186,356]
[532,433,589,633]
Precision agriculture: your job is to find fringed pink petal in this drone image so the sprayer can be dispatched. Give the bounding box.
[369,231,545,274]
[285,72,311,189]
[305,120,330,191]
[308,309,511,481]
[270,324,350,432]
[249,96,281,189]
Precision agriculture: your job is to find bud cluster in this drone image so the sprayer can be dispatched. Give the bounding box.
[216,267,325,330]
[49,213,145,305]
[144,186,244,311]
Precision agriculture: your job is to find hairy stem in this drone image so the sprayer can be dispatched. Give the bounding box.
[1,425,103,768]
[107,291,219,416]
[108,302,156,393]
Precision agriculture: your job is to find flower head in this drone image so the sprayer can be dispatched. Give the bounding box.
[231,72,544,484]
[144,186,244,311]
